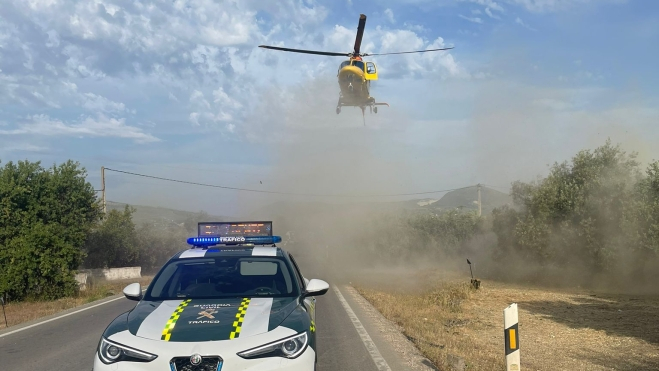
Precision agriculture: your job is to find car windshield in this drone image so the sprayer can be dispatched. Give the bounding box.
[144,256,300,300]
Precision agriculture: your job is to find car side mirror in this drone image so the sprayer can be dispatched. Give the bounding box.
[303,279,329,297]
[123,283,142,301]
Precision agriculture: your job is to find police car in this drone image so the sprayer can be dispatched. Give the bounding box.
[93,221,329,371]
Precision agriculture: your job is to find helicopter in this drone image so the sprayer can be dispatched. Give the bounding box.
[259,14,454,124]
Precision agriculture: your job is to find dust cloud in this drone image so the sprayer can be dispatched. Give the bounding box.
[225,76,659,294]
[228,76,469,286]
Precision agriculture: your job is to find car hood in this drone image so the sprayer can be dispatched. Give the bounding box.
[127,296,299,342]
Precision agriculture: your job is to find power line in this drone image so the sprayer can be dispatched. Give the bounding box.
[104,167,476,198]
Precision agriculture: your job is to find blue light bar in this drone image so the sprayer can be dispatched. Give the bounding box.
[187,235,282,247]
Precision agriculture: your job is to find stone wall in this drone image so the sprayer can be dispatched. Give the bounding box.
[75,267,142,290]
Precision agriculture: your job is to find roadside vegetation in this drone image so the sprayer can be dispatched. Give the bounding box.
[489,139,659,288]
[0,159,215,306]
[350,139,659,290]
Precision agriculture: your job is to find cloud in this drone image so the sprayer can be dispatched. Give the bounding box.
[0,114,159,143]
[575,70,604,81]
[515,17,537,31]
[459,15,484,23]
[460,0,504,10]
[504,0,626,13]
[81,93,126,113]
[485,7,501,18]
[368,31,464,79]
[213,87,243,110]
[185,87,242,129]
[459,0,505,17]
[0,143,49,152]
[403,22,429,33]
[384,8,395,23]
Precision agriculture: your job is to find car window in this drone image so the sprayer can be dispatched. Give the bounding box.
[288,253,306,290]
[145,256,299,300]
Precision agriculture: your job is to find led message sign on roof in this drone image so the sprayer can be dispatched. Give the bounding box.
[197,221,273,238]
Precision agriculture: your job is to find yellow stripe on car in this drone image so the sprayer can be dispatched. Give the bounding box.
[161,299,192,341]
[230,298,251,339]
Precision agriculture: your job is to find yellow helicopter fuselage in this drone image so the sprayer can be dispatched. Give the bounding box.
[336,58,378,107]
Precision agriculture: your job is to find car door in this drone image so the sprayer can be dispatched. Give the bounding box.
[289,254,316,325]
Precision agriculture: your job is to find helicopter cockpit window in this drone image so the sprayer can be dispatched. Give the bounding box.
[352,60,365,71]
[366,62,376,74]
[338,61,350,73]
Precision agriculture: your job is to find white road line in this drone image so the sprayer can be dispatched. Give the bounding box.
[0,289,145,339]
[333,285,392,371]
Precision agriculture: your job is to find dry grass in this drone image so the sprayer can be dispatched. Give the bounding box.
[355,271,659,371]
[0,276,152,329]
[356,278,501,370]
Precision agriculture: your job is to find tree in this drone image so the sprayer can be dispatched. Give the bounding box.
[492,140,647,273]
[0,160,102,301]
[135,223,187,273]
[408,210,483,253]
[83,205,139,268]
[624,161,659,279]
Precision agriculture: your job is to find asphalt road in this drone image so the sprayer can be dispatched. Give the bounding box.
[0,281,408,371]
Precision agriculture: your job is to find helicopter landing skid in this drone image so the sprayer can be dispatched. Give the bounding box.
[369,102,389,114]
[335,100,389,114]
[336,100,388,126]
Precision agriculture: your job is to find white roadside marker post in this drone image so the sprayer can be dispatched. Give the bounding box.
[504,303,520,371]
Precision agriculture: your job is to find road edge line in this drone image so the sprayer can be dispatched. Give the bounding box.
[0,289,146,339]
[333,284,393,371]
[344,285,440,371]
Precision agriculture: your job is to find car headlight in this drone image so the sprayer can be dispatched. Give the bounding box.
[97,337,157,364]
[237,331,308,359]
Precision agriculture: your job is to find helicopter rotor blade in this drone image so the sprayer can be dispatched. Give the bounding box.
[353,14,367,55]
[258,45,349,57]
[362,47,454,56]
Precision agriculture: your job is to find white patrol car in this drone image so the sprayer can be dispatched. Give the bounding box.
[92,221,329,371]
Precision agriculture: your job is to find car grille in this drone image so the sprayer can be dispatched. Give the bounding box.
[169,356,223,371]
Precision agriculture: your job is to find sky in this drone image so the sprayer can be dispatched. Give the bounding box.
[1,0,658,216]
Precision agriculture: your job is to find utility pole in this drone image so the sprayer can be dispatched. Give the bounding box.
[101,166,106,215]
[477,183,482,217]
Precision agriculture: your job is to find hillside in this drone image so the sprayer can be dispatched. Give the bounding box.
[106,201,226,229]
[431,185,512,214]
[248,186,512,221]
[114,185,512,231]
[370,187,512,214]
